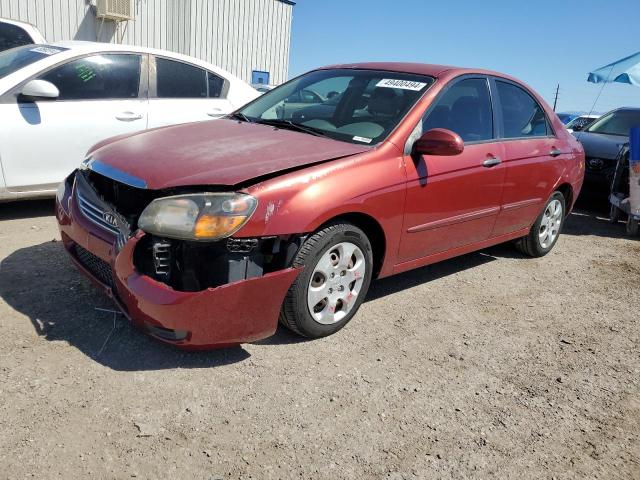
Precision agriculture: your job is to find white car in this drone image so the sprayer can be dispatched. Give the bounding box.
[0,17,46,52]
[0,41,259,201]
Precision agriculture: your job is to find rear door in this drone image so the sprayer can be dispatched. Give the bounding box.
[0,52,147,191]
[490,79,568,236]
[398,76,506,263]
[147,56,233,128]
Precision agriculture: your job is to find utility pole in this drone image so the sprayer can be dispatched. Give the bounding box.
[553,84,560,111]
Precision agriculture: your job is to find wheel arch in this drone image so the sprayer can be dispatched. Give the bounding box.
[555,182,574,216]
[315,212,387,279]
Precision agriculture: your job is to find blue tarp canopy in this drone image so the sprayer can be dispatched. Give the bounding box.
[588,51,640,86]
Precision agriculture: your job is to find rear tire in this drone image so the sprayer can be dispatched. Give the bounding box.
[279,223,373,338]
[516,192,566,257]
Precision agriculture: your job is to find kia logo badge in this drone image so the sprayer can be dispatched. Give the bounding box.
[103,212,118,227]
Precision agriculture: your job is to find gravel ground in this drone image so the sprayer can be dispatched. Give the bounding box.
[0,197,638,479]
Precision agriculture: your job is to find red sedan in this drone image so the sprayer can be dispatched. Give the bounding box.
[56,63,585,349]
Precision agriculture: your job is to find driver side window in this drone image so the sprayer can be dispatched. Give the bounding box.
[422,77,494,143]
[39,54,141,101]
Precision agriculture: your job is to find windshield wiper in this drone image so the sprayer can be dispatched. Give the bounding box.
[255,118,330,138]
[229,112,253,123]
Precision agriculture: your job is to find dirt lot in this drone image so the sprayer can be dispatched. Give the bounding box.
[0,197,638,479]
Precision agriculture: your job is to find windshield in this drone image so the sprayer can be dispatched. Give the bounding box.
[0,44,67,80]
[566,115,597,130]
[586,109,640,136]
[238,69,435,145]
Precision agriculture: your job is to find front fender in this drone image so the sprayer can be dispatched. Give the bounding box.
[237,143,407,275]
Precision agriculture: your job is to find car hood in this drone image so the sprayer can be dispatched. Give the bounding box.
[574,131,627,159]
[89,119,370,189]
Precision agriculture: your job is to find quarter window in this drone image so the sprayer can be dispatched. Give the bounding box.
[39,54,141,100]
[422,78,494,142]
[208,72,224,98]
[496,81,550,138]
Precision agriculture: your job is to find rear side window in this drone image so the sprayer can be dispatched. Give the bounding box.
[422,78,494,143]
[0,22,33,52]
[496,81,550,138]
[39,54,141,100]
[157,58,207,98]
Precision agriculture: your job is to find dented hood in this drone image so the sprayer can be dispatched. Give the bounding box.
[89,119,370,189]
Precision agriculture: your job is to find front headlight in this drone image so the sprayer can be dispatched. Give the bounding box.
[138,193,258,241]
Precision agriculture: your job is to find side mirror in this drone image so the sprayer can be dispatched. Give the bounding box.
[572,124,584,132]
[20,80,59,100]
[414,128,464,156]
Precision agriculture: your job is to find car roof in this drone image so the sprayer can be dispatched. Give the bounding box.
[43,40,245,82]
[0,16,38,29]
[316,62,518,80]
[49,40,192,58]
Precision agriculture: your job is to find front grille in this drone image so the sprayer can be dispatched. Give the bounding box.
[76,188,120,236]
[74,244,116,288]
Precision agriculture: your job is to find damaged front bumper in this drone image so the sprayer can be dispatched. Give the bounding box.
[56,174,300,350]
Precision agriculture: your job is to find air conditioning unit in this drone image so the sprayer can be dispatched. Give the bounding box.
[96,0,133,21]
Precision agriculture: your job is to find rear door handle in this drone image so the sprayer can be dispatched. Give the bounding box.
[549,148,562,157]
[483,157,501,168]
[116,111,143,121]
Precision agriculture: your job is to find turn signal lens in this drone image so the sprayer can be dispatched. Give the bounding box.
[194,215,246,239]
[138,193,257,241]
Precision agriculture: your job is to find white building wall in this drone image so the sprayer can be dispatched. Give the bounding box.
[0,0,293,84]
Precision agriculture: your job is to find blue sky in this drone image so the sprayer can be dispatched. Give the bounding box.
[288,0,640,114]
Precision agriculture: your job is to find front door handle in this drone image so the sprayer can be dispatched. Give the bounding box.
[483,157,502,168]
[116,111,143,121]
[207,108,223,117]
[549,148,562,157]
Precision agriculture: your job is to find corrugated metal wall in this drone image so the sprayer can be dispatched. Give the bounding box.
[0,0,293,84]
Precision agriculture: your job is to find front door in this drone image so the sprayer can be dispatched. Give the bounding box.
[0,53,147,191]
[398,77,506,263]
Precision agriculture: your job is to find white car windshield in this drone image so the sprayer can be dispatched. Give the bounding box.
[238,69,435,145]
[0,44,67,80]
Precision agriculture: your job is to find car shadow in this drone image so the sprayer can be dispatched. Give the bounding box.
[0,240,250,371]
[256,246,506,346]
[565,192,636,240]
[0,199,56,221]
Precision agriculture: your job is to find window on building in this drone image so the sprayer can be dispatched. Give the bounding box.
[496,80,550,138]
[422,77,494,143]
[39,54,141,100]
[252,70,270,86]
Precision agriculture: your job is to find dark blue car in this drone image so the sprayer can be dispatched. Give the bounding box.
[574,107,640,192]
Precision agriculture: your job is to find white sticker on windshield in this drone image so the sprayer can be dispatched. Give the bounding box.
[353,136,372,144]
[376,79,427,91]
[30,46,62,55]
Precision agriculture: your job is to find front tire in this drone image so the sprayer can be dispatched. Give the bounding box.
[515,192,566,257]
[279,223,373,338]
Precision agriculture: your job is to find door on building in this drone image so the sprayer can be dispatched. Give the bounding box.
[146,56,233,128]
